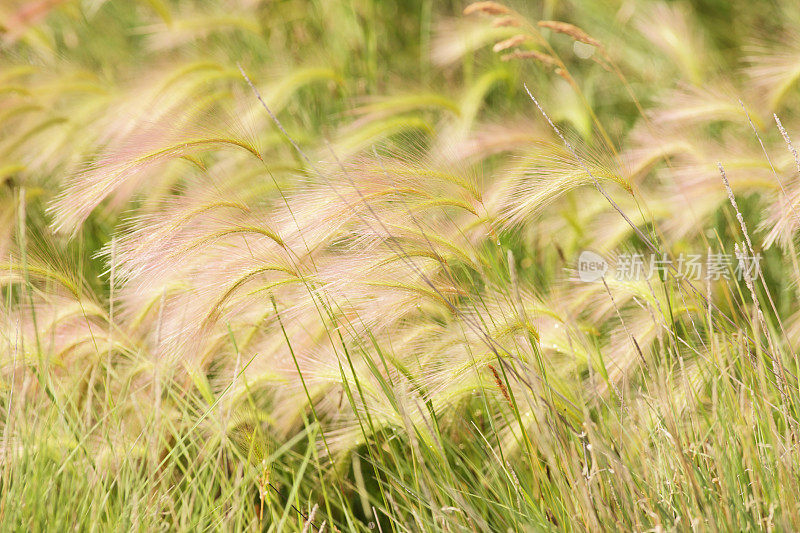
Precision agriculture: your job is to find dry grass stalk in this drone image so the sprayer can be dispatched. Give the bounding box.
[537,20,601,48]
[492,16,521,27]
[554,67,572,82]
[717,162,755,255]
[301,504,319,533]
[775,114,800,175]
[500,50,557,67]
[463,2,510,16]
[487,363,513,408]
[492,34,531,53]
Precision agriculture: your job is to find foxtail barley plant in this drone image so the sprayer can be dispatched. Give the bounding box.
[4,0,800,530]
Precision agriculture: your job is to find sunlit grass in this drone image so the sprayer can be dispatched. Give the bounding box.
[3,0,800,531]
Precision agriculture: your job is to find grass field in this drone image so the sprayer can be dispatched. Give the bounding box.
[3,0,800,531]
